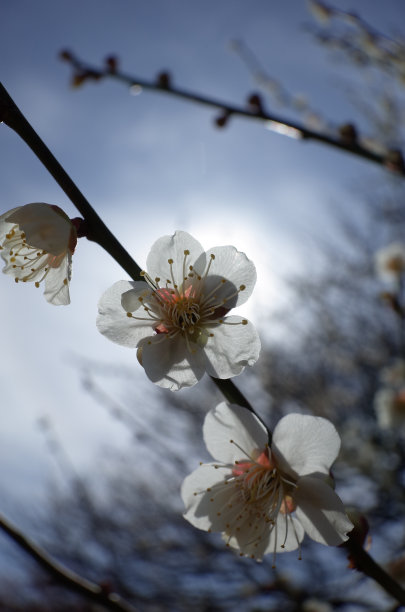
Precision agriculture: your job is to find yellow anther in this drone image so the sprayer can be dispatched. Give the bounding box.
[10,257,15,262]
[155,277,160,282]
[240,284,246,291]
[15,278,19,283]
[242,319,248,325]
[221,279,226,284]
[184,249,190,255]
[140,270,146,276]
[189,265,193,270]
[35,282,40,288]
[210,254,215,259]
[168,258,174,264]
[126,312,133,318]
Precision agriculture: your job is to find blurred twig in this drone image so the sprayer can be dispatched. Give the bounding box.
[0,513,137,612]
[58,50,405,176]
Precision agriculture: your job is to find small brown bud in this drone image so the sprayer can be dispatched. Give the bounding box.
[71,73,87,88]
[105,55,119,73]
[214,110,231,128]
[384,149,405,174]
[339,123,358,145]
[380,292,403,317]
[59,49,73,62]
[157,71,171,89]
[247,93,264,114]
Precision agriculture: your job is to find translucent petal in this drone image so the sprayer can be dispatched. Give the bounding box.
[121,282,152,312]
[294,475,353,546]
[97,280,153,347]
[194,245,256,308]
[6,203,72,256]
[181,463,243,531]
[0,206,20,241]
[146,231,206,285]
[203,402,268,464]
[141,334,206,390]
[272,414,341,478]
[43,253,71,305]
[203,316,261,379]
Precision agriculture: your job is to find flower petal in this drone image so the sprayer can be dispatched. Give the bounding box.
[203,316,261,378]
[272,414,341,478]
[181,463,238,531]
[97,280,153,347]
[294,475,353,546]
[0,206,20,241]
[6,203,72,256]
[43,252,71,305]
[141,334,206,390]
[203,402,268,464]
[194,245,257,308]
[146,231,206,284]
[121,284,152,312]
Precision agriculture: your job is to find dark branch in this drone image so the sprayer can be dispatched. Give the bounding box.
[0,513,137,612]
[59,51,405,176]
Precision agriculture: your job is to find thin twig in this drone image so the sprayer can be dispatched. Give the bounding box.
[0,513,137,612]
[59,51,405,176]
[344,539,405,606]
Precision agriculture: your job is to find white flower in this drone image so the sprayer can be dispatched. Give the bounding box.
[375,242,405,284]
[97,231,261,391]
[182,403,353,562]
[374,387,405,430]
[0,203,77,305]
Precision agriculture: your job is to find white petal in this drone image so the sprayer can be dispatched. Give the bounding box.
[195,245,256,308]
[0,206,20,241]
[272,414,341,478]
[43,253,71,305]
[121,284,152,312]
[294,475,353,546]
[141,334,206,390]
[146,231,206,284]
[264,514,305,554]
[97,280,153,347]
[203,316,261,378]
[225,512,304,560]
[203,402,268,464]
[181,463,236,531]
[6,203,72,256]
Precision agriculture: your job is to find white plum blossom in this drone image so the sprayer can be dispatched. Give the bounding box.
[374,360,405,431]
[97,231,260,391]
[375,242,405,285]
[0,203,77,305]
[374,387,405,430]
[182,402,353,562]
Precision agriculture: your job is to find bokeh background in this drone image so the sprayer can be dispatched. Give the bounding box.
[1,1,405,610]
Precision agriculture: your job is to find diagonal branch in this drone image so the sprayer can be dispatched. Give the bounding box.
[0,513,137,612]
[0,82,255,418]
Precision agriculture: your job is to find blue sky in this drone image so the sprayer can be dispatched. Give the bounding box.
[0,0,404,513]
